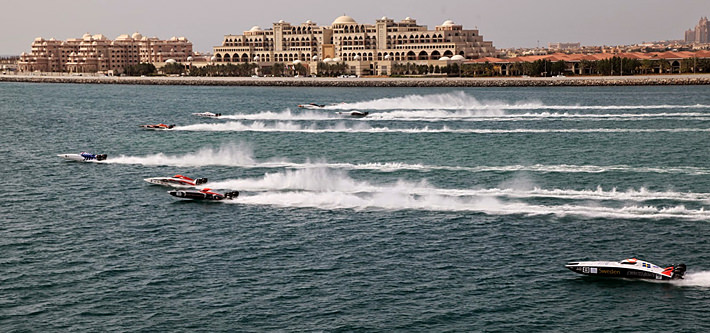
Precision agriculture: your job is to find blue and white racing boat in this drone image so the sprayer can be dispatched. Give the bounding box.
[58,152,107,162]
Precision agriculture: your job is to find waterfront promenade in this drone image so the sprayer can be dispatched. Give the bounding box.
[3,73,710,87]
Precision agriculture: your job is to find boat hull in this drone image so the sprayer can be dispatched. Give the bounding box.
[565,265,670,280]
[145,178,195,188]
[168,190,239,201]
[565,260,685,280]
[58,154,106,162]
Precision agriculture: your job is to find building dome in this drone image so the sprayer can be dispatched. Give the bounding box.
[278,20,285,23]
[82,33,92,40]
[132,32,143,39]
[323,58,333,63]
[210,56,217,61]
[305,20,313,24]
[116,34,131,40]
[332,15,357,25]
[333,57,342,62]
[312,55,319,60]
[293,60,302,65]
[254,55,260,61]
[405,17,412,20]
[165,59,177,63]
[93,34,106,40]
[187,56,194,61]
[438,56,451,61]
[384,54,390,60]
[249,25,262,32]
[381,16,388,20]
[353,55,361,60]
[442,20,456,26]
[451,55,465,61]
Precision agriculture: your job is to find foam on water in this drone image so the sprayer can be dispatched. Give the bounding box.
[326,91,710,111]
[174,121,710,134]
[209,168,710,220]
[672,271,710,287]
[103,143,710,176]
[107,142,276,167]
[218,109,710,123]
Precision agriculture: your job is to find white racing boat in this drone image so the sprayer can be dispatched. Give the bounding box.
[297,103,326,109]
[58,152,107,162]
[565,258,686,280]
[144,175,208,188]
[192,112,222,118]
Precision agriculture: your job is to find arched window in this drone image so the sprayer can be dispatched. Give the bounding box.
[418,51,428,60]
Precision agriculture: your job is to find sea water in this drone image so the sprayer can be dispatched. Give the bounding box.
[1,82,710,331]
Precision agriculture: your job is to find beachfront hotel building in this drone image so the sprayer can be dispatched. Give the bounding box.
[18,33,193,74]
[212,15,497,75]
[685,17,710,44]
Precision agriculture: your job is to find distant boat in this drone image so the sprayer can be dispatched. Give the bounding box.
[298,103,326,109]
[57,152,107,162]
[192,112,221,118]
[337,111,369,118]
[140,124,175,130]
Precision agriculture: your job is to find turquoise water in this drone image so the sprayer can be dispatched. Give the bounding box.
[2,82,710,331]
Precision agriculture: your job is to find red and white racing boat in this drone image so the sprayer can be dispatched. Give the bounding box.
[144,175,208,188]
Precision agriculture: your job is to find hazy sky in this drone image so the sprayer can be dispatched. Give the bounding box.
[1,0,708,55]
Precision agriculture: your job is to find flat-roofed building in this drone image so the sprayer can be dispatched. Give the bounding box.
[212,15,497,75]
[18,33,193,73]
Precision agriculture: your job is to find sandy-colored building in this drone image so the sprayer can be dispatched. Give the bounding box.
[212,15,497,75]
[18,33,193,74]
[685,17,709,44]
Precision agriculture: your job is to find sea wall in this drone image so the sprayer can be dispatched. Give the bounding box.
[3,74,710,87]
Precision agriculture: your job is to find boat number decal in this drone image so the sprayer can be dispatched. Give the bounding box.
[582,267,590,273]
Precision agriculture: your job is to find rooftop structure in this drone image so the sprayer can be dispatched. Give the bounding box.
[213,16,497,75]
[18,33,193,73]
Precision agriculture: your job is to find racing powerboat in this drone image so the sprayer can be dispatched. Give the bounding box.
[140,123,175,130]
[192,112,221,118]
[298,103,325,109]
[168,188,239,201]
[58,152,107,162]
[144,175,208,188]
[337,111,369,118]
[565,258,686,280]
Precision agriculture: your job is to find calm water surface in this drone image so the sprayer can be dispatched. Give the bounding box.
[1,82,710,331]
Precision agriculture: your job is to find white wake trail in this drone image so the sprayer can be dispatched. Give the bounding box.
[102,143,710,176]
[174,121,710,134]
[327,91,710,111]
[210,168,710,219]
[672,271,710,287]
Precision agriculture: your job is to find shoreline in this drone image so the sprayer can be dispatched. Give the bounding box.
[3,73,710,87]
